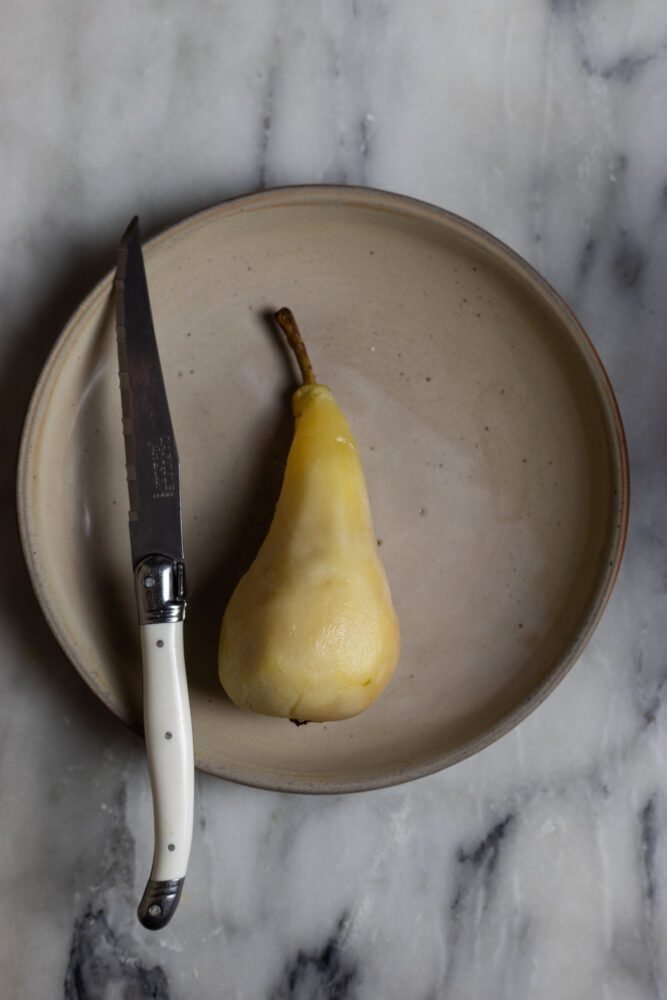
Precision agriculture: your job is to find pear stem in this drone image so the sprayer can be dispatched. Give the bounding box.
[274,307,317,386]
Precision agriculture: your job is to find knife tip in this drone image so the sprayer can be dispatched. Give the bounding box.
[120,215,141,248]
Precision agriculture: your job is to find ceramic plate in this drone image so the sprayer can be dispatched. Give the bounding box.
[17,187,628,792]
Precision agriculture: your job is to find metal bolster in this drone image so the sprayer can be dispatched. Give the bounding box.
[134,555,186,625]
[137,877,185,930]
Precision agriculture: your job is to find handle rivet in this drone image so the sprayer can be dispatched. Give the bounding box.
[156,639,164,648]
[144,576,155,589]
[148,904,162,917]
[168,843,176,852]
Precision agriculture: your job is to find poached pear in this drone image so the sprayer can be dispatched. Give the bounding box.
[218,308,400,722]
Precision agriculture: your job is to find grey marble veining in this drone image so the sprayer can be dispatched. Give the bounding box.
[3,1,667,997]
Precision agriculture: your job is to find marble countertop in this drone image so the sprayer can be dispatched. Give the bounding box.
[3,2,667,997]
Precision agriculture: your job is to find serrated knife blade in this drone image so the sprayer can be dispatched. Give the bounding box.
[114,217,194,931]
[115,219,184,566]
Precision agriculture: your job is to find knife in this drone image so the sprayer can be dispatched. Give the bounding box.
[114,217,194,930]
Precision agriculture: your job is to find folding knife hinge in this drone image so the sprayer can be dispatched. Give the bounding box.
[134,555,186,625]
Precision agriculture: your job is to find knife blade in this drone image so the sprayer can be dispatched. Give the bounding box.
[114,217,194,930]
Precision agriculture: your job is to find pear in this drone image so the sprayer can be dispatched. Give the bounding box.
[218,308,400,723]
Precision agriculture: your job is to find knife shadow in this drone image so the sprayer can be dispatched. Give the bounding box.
[183,309,300,704]
[7,234,137,743]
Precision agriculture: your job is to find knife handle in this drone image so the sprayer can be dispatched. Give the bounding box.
[137,620,194,930]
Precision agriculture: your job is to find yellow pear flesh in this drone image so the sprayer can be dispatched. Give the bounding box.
[218,381,400,722]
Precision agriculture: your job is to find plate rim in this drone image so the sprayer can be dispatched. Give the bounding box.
[16,184,630,793]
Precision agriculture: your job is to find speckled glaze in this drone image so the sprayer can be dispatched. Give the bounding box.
[17,186,628,792]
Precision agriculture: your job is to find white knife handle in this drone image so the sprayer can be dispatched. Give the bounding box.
[137,620,194,930]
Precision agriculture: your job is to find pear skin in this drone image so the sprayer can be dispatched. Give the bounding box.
[218,309,400,722]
